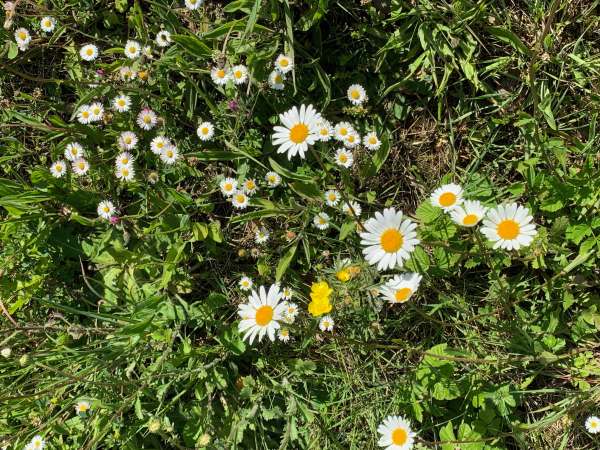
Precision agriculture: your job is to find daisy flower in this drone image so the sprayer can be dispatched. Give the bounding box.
[137,108,157,130]
[155,30,171,47]
[379,273,422,304]
[343,130,361,149]
[118,131,138,150]
[237,284,286,344]
[334,121,353,141]
[319,315,334,332]
[281,287,293,300]
[231,191,249,209]
[242,178,258,196]
[480,203,537,250]
[27,435,46,450]
[64,142,85,161]
[71,158,90,176]
[77,105,93,124]
[150,135,171,155]
[115,152,135,168]
[197,121,215,141]
[272,104,320,159]
[50,160,67,178]
[342,200,362,218]
[119,66,136,81]
[14,28,31,50]
[185,0,203,10]
[282,303,298,324]
[160,145,179,165]
[334,148,354,168]
[124,40,141,59]
[277,328,291,342]
[313,212,330,230]
[80,44,99,61]
[430,183,463,211]
[585,415,600,434]
[363,131,381,151]
[360,208,420,271]
[449,200,487,227]
[112,94,131,112]
[231,64,248,85]
[324,189,340,207]
[347,83,368,105]
[75,400,91,415]
[220,177,237,197]
[97,200,115,219]
[265,171,281,188]
[89,102,104,122]
[268,70,285,90]
[239,276,253,291]
[274,54,293,74]
[255,227,270,244]
[115,164,135,182]
[40,17,56,33]
[210,67,229,85]
[377,415,415,450]
[316,119,334,142]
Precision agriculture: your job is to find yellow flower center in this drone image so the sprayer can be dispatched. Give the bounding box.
[279,58,289,67]
[392,427,408,445]
[369,136,377,144]
[55,164,62,171]
[319,217,327,225]
[103,206,110,213]
[339,154,348,163]
[339,127,348,136]
[129,46,136,53]
[93,107,100,114]
[78,162,85,169]
[124,137,131,144]
[118,99,125,106]
[217,69,225,78]
[380,228,403,253]
[328,193,336,201]
[268,176,276,183]
[497,219,520,240]
[439,192,456,207]
[44,20,51,27]
[394,288,412,302]
[234,70,242,78]
[166,150,173,158]
[462,214,478,226]
[289,123,309,144]
[82,111,89,118]
[190,0,197,4]
[143,115,151,123]
[224,183,232,191]
[320,128,328,135]
[255,305,273,326]
[351,90,360,99]
[591,420,598,428]
[157,141,164,148]
[86,48,93,56]
[347,135,355,143]
[201,127,208,134]
[235,194,246,203]
[336,269,350,282]
[78,403,89,412]
[275,74,282,83]
[121,157,129,164]
[18,32,27,40]
[71,148,78,155]
[246,181,255,189]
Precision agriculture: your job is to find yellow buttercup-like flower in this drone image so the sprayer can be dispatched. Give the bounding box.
[308,281,333,317]
[336,269,351,282]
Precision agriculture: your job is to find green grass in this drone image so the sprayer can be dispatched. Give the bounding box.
[1,0,600,449]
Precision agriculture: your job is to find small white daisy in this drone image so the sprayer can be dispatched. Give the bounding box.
[124,39,141,59]
[197,122,215,141]
[363,131,381,151]
[377,415,415,450]
[210,67,230,85]
[97,200,115,219]
[238,284,286,344]
[150,135,171,155]
[255,227,270,244]
[155,30,172,47]
[231,191,249,210]
[265,171,282,188]
[50,160,67,178]
[347,83,368,105]
[220,177,237,197]
[313,212,330,230]
[112,94,131,112]
[282,301,298,324]
[80,44,99,61]
[115,164,135,182]
[160,145,179,165]
[40,17,56,33]
[115,152,135,168]
[316,119,334,142]
[324,189,340,207]
[319,315,334,332]
[342,200,362,218]
[28,435,46,450]
[137,108,157,130]
[185,0,203,10]
[379,273,422,304]
[334,121,354,141]
[281,287,293,300]
[430,183,464,211]
[480,203,538,251]
[272,104,320,159]
[277,328,291,342]
[268,70,285,90]
[64,142,85,161]
[89,102,104,122]
[274,54,293,74]
[231,64,249,85]
[585,415,600,434]
[119,66,137,81]
[118,131,138,150]
[343,130,361,149]
[242,178,258,196]
[71,158,90,176]
[77,105,93,124]
[334,148,354,168]
[449,200,487,228]
[14,28,31,50]
[75,400,91,415]
[239,276,253,291]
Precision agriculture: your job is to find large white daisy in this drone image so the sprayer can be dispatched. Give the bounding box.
[272,104,319,159]
[360,208,419,271]
[430,183,463,211]
[377,415,415,450]
[237,284,287,344]
[480,203,537,250]
[379,273,422,304]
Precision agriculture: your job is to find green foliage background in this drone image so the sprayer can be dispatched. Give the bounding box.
[1,0,600,448]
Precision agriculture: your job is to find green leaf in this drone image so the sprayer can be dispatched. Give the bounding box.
[487,26,531,56]
[289,181,321,200]
[276,243,298,281]
[415,200,442,224]
[171,34,212,59]
[339,221,355,240]
[269,157,313,181]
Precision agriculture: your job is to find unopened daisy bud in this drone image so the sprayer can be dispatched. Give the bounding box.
[147,418,161,433]
[0,348,11,358]
[19,354,29,366]
[147,171,159,184]
[197,433,211,447]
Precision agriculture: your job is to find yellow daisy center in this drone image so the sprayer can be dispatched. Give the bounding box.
[121,157,129,164]
[78,403,89,412]
[246,181,255,189]
[217,69,225,78]
[275,74,282,83]
[339,127,348,136]
[289,123,309,144]
[320,128,328,135]
[439,192,456,207]
[78,162,85,169]
[279,58,288,67]
[351,90,360,99]
[234,70,242,78]
[328,193,336,201]
[394,288,412,303]
[268,176,276,183]
[380,228,403,253]
[122,168,130,176]
[82,111,90,118]
[462,214,478,226]
[71,148,78,155]
[118,99,125,106]
[103,206,110,213]
[201,127,209,134]
[157,141,164,148]
[497,219,520,240]
[129,46,136,53]
[339,153,348,163]
[86,48,93,56]
[391,427,408,445]
[143,115,151,123]
[224,183,232,191]
[166,150,173,158]
[44,20,51,27]
[369,136,377,144]
[124,137,131,144]
[235,194,246,203]
[347,135,355,143]
[18,32,27,40]
[255,305,273,326]
[55,164,62,171]
[591,420,598,428]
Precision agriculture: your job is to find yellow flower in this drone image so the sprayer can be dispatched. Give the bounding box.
[308,281,333,317]
[336,269,351,282]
